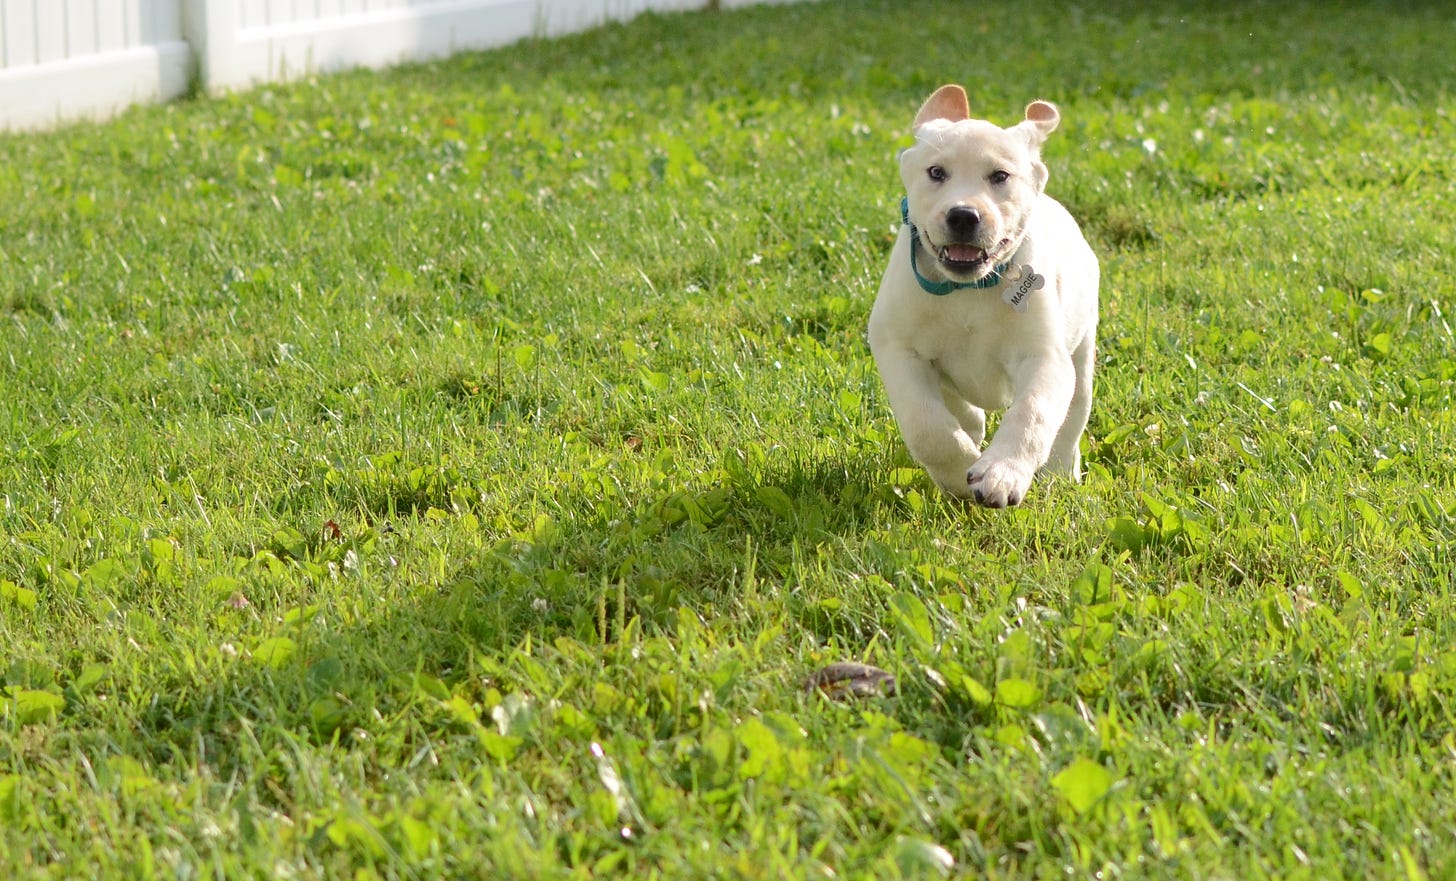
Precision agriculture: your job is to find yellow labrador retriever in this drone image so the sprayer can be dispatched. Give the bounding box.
[869,84,1099,507]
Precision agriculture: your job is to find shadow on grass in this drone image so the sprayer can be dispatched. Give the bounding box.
[429,446,917,650]
[111,444,921,772]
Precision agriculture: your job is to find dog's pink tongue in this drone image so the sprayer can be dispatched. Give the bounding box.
[945,243,986,263]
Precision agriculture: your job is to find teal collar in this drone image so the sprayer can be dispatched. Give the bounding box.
[901,197,1010,295]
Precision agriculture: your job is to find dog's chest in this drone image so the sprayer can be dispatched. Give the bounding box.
[914,298,1023,408]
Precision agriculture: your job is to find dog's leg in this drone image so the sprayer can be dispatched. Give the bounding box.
[967,353,1075,507]
[1043,337,1095,480]
[874,352,981,498]
[942,386,986,448]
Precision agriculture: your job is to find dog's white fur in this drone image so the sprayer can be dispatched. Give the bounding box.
[868,85,1098,507]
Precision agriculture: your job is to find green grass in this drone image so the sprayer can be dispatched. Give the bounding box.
[3,0,1456,876]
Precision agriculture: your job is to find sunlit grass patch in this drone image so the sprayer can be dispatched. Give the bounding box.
[3,0,1456,877]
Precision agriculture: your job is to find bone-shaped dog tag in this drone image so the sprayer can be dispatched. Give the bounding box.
[1001,264,1045,313]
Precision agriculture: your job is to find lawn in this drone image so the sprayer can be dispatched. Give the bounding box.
[3,0,1456,877]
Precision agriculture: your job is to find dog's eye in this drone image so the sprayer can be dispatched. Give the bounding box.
[927,166,948,183]
[989,170,1011,185]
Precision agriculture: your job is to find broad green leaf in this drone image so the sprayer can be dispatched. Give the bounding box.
[736,717,783,779]
[396,815,435,858]
[283,604,322,626]
[309,697,349,736]
[271,527,309,559]
[527,514,559,545]
[83,557,129,588]
[253,637,297,668]
[7,688,65,724]
[1134,639,1170,664]
[891,592,934,648]
[995,678,1041,709]
[1335,570,1364,599]
[412,673,450,701]
[273,164,304,187]
[959,674,993,706]
[914,563,963,590]
[888,467,923,485]
[1073,561,1115,605]
[994,724,1028,750]
[553,701,594,738]
[108,756,158,797]
[143,537,176,566]
[1051,758,1114,814]
[477,729,522,761]
[0,580,37,612]
[885,732,937,769]
[306,657,344,690]
[1105,516,1149,553]
[444,695,479,727]
[592,681,624,715]
[324,816,387,858]
[206,575,243,596]
[1140,492,1174,520]
[72,663,109,693]
[639,369,671,392]
[1365,331,1392,359]
[753,486,795,519]
[0,775,22,825]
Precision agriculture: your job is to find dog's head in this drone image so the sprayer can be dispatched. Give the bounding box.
[899,84,1059,283]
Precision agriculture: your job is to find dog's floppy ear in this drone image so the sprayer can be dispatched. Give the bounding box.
[1020,100,1060,147]
[1020,101,1059,192]
[914,84,970,129]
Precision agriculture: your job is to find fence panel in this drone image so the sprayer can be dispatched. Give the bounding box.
[0,0,797,130]
[0,0,190,130]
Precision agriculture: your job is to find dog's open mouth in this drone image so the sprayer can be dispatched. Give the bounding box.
[938,243,990,272]
[934,238,1012,276]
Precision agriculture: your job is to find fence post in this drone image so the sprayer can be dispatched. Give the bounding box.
[179,0,237,93]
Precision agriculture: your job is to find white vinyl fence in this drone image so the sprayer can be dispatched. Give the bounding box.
[0,0,783,131]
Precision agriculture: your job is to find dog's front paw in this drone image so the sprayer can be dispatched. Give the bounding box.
[966,457,1035,508]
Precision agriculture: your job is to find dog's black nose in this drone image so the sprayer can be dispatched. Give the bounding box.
[945,206,981,235]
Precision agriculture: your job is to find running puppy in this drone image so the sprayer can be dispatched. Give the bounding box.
[868,84,1099,507]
